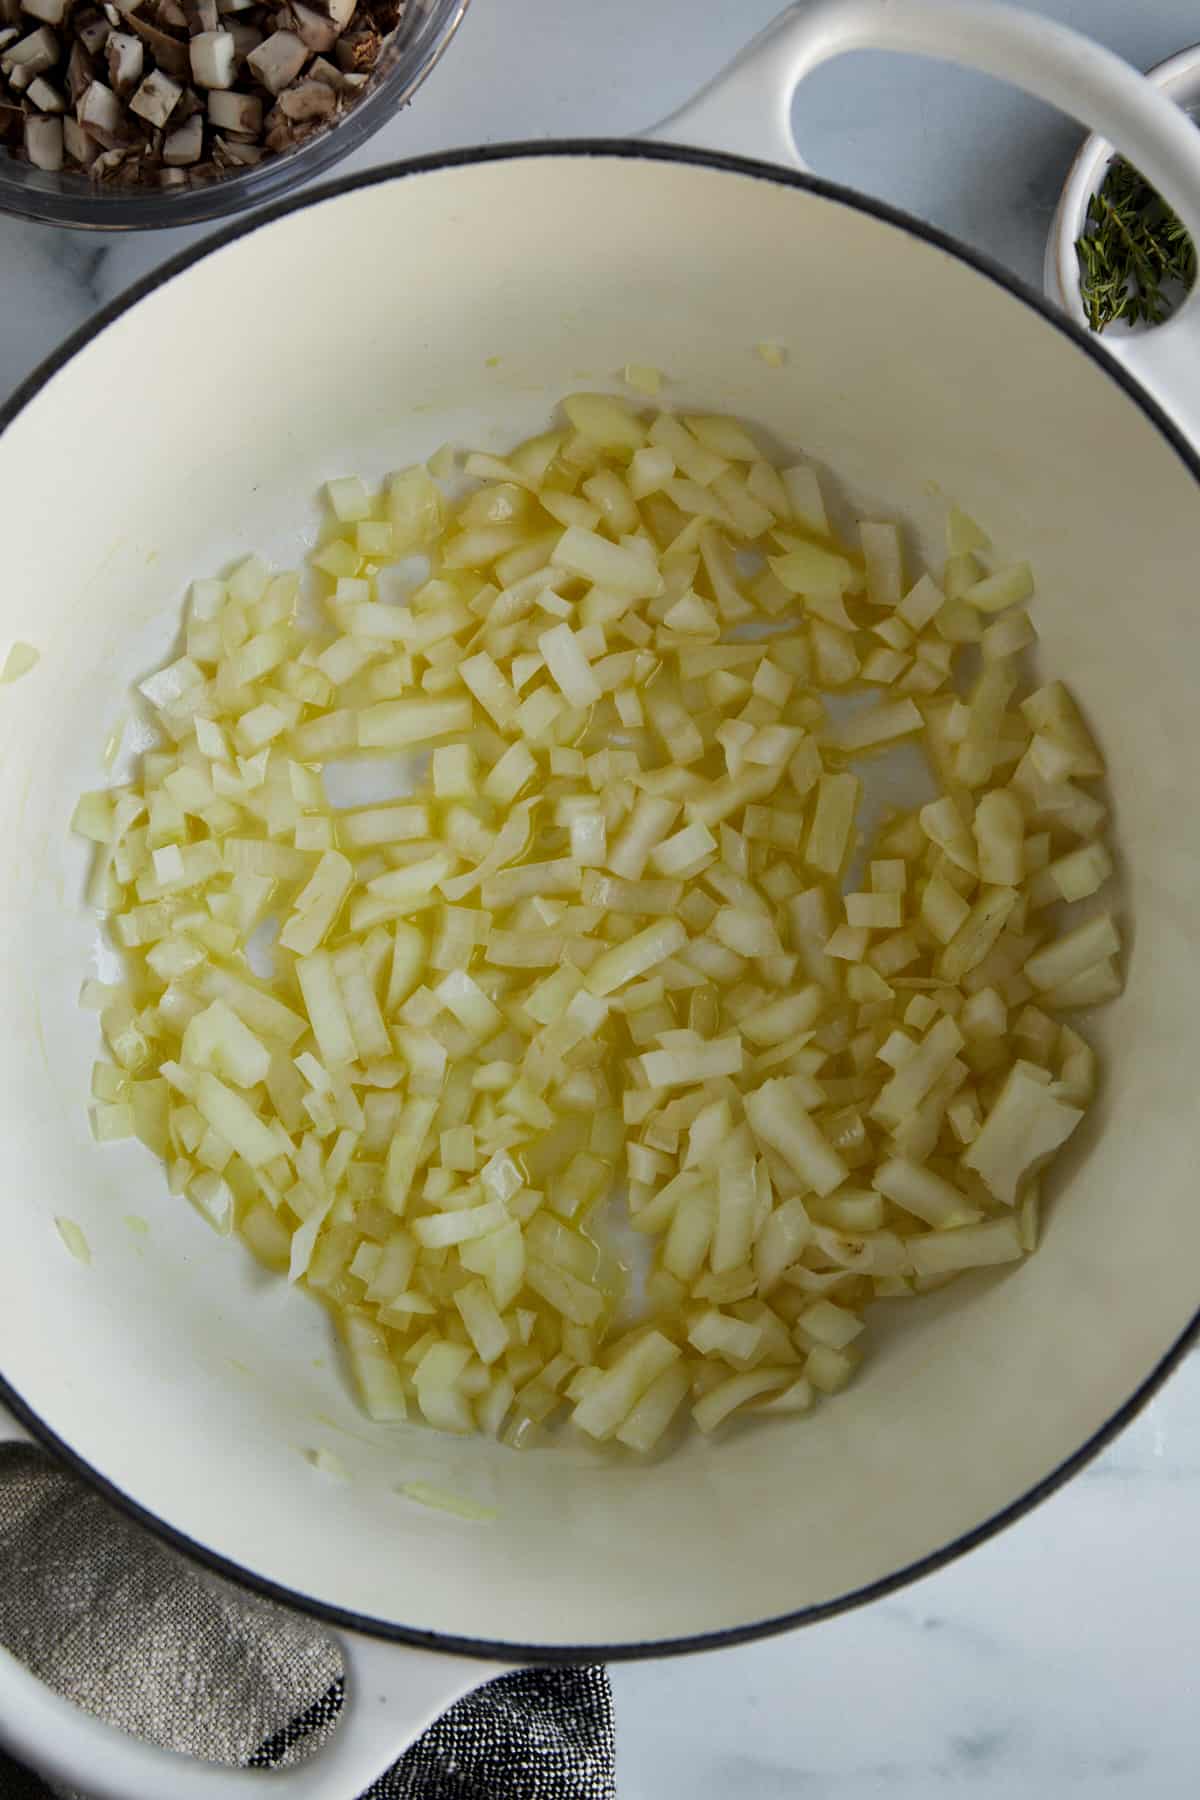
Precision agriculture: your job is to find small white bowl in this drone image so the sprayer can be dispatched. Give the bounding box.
[1045,42,1200,327]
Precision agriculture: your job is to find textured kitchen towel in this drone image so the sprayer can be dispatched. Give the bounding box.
[0,1442,615,1799]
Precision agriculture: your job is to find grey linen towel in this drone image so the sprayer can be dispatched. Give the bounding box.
[0,1443,615,1799]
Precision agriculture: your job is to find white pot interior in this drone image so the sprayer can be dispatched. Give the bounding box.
[1,150,1197,1652]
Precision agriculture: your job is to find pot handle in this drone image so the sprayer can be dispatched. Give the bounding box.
[647,0,1200,443]
[0,1402,508,1800]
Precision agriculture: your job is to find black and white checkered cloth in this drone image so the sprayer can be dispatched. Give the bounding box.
[0,1443,614,1799]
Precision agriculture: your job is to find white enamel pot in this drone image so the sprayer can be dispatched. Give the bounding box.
[3,3,1200,1795]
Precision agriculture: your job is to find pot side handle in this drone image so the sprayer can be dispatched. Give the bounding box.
[646,0,1200,444]
[0,1396,507,1800]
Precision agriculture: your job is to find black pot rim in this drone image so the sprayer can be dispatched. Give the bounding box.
[2,137,1197,1667]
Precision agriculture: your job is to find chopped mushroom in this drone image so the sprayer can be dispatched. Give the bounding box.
[163,108,202,161]
[26,72,66,109]
[213,131,261,162]
[277,73,333,118]
[246,27,306,93]
[63,112,98,161]
[65,40,95,102]
[307,53,343,86]
[188,26,235,88]
[129,66,182,126]
[104,29,142,96]
[291,2,338,52]
[3,27,59,87]
[262,107,299,152]
[333,26,377,71]
[20,0,69,25]
[226,19,261,56]
[75,13,112,55]
[76,76,124,136]
[24,109,63,166]
[207,85,260,132]
[128,15,189,78]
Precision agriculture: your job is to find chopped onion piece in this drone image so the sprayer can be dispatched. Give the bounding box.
[873,1157,980,1228]
[400,1482,497,1521]
[745,1080,847,1197]
[193,1072,279,1169]
[754,1194,814,1293]
[615,1362,691,1451]
[1025,912,1120,993]
[571,1330,680,1439]
[538,623,602,707]
[585,919,687,997]
[909,1218,1024,1276]
[806,773,860,877]
[279,851,353,957]
[693,1367,794,1433]
[638,1036,743,1088]
[962,1065,1083,1206]
[182,1000,271,1089]
[833,698,922,752]
[963,562,1033,613]
[358,697,473,749]
[295,951,357,1068]
[551,527,664,599]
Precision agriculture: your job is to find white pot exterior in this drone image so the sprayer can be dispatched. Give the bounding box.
[3,3,1200,1794]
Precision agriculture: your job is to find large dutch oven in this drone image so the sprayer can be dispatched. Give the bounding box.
[2,3,1199,1794]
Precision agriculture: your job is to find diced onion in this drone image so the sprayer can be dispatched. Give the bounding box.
[76,393,1120,1456]
[55,1217,92,1264]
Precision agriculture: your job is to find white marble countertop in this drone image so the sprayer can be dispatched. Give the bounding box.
[3,1,1199,1794]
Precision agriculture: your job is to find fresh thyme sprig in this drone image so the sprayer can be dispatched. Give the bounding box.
[1075,156,1196,333]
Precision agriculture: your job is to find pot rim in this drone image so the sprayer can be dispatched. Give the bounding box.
[3,136,1198,1665]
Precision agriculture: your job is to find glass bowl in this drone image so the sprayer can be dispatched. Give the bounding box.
[0,0,471,231]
